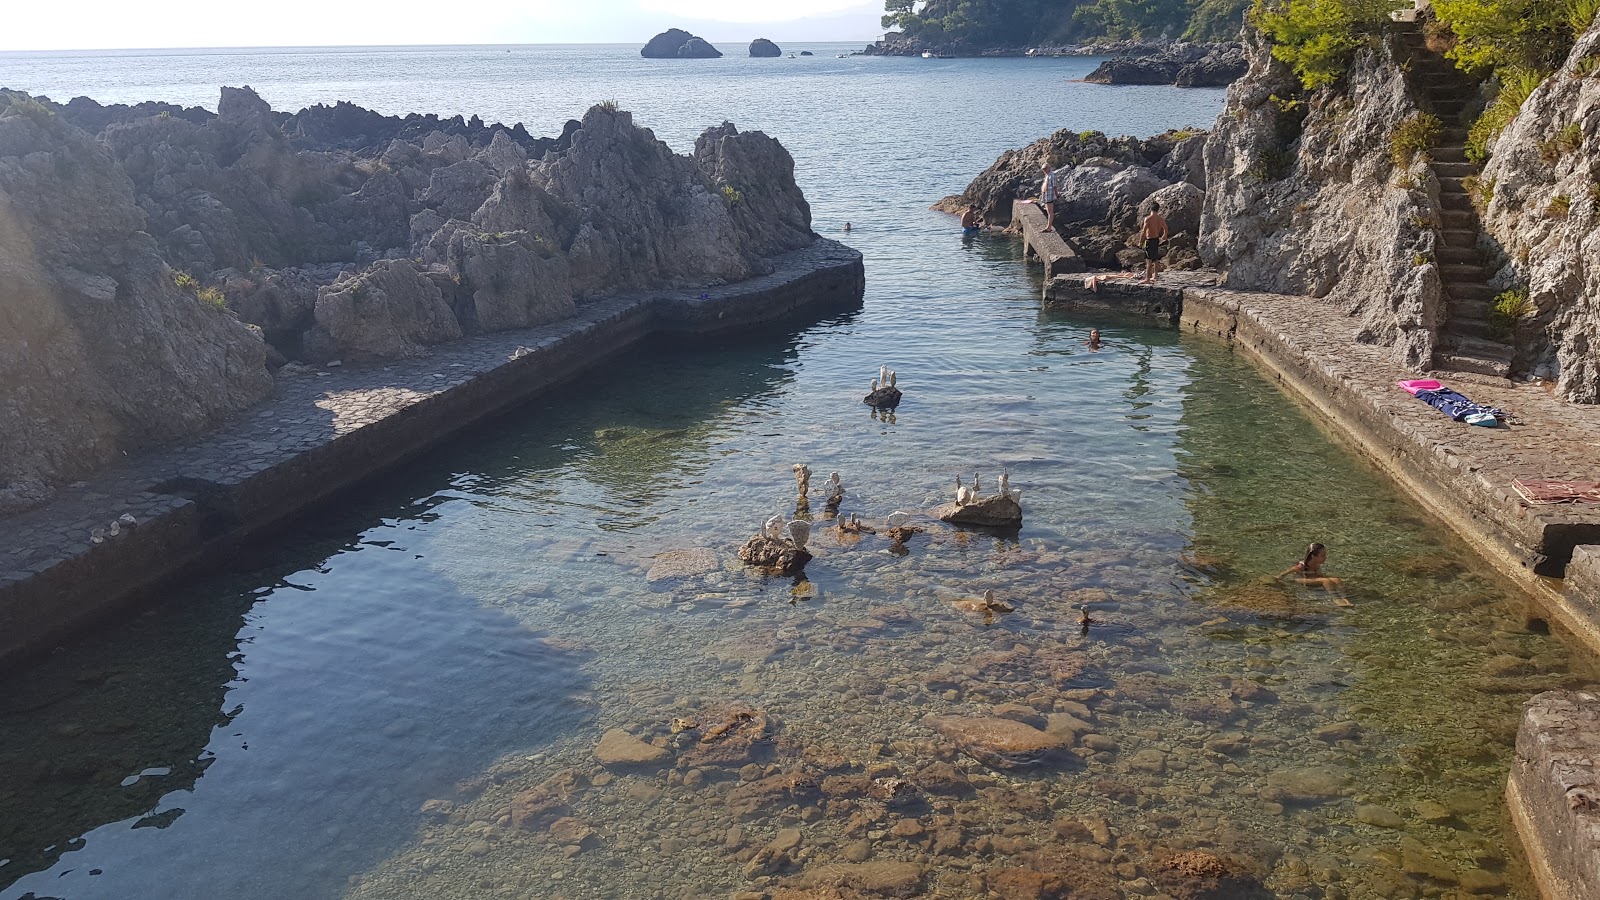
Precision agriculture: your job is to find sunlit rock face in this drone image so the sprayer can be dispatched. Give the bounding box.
[1199,31,1445,371]
[0,96,272,513]
[1477,20,1600,401]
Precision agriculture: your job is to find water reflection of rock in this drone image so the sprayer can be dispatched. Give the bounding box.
[0,502,596,900]
[0,591,242,889]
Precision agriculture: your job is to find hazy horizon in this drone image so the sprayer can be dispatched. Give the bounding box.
[5,0,889,52]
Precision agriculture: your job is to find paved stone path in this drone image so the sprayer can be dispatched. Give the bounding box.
[0,239,863,665]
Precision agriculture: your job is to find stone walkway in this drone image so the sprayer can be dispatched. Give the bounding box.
[1045,269,1600,647]
[0,239,864,667]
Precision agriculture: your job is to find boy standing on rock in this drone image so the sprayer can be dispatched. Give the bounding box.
[1041,161,1057,232]
[1138,202,1168,284]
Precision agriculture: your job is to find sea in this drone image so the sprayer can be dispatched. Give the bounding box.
[0,43,1576,900]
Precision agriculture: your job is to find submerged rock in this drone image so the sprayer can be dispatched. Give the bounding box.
[593,728,670,767]
[921,714,1067,768]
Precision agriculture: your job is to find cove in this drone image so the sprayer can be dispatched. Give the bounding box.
[2,233,1592,899]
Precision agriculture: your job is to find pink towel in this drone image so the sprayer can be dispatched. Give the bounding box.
[1397,379,1442,395]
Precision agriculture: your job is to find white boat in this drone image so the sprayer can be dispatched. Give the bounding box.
[921,50,934,59]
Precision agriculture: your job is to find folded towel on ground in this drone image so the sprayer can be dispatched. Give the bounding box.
[1403,384,1505,426]
[1396,378,1442,395]
[1511,478,1600,505]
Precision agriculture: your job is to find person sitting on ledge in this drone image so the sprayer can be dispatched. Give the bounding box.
[1137,202,1169,285]
[960,206,986,238]
[1280,542,1342,590]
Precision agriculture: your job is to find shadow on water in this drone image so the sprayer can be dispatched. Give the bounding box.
[0,319,818,900]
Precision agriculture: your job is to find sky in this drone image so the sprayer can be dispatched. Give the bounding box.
[1,0,892,51]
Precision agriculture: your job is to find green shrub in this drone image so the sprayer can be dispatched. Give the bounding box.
[1391,113,1443,167]
[1077,129,1101,141]
[195,286,227,309]
[1463,174,1497,210]
[1488,287,1532,337]
[1466,67,1546,163]
[1250,0,1404,91]
[172,270,199,291]
[596,99,619,112]
[1569,0,1600,35]
[1548,193,1572,216]
[720,184,743,205]
[1433,0,1574,74]
[1580,53,1600,76]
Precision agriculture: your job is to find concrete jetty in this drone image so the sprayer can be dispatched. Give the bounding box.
[1013,199,1087,277]
[0,240,864,671]
[1041,270,1600,648]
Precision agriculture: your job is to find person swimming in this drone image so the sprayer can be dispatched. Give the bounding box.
[843,222,853,232]
[1280,542,1343,590]
[1086,328,1102,350]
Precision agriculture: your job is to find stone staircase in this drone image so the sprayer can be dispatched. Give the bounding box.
[1394,25,1513,378]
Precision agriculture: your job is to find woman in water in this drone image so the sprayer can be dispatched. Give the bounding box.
[1281,542,1342,590]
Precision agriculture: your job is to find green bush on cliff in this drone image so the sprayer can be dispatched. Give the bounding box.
[1249,0,1405,90]
[1432,0,1575,73]
[1390,112,1442,167]
[1464,67,1544,163]
[882,0,1253,46]
[1488,287,1531,338]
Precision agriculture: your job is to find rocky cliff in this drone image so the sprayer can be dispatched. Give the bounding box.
[0,93,273,513]
[936,127,1208,268]
[0,87,818,512]
[1199,31,1445,369]
[1083,42,1247,87]
[1476,20,1600,402]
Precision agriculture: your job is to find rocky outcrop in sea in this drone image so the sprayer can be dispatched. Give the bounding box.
[0,87,820,512]
[935,127,1208,269]
[749,38,781,58]
[641,29,722,59]
[1083,42,1247,87]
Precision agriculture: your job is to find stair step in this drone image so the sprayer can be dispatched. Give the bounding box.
[1451,297,1491,319]
[1448,331,1513,355]
[1441,260,1489,277]
[1446,283,1498,303]
[1435,351,1511,378]
[1438,246,1481,264]
[1441,209,1478,228]
[1432,149,1470,165]
[1440,228,1480,249]
[1439,177,1470,193]
[1441,127,1469,142]
[1440,193,1474,211]
[1447,317,1499,341]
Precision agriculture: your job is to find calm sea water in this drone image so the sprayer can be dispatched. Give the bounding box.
[0,45,1588,900]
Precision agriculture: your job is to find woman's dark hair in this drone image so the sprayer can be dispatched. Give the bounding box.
[1303,542,1326,571]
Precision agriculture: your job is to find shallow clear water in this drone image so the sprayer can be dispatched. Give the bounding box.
[0,45,1593,900]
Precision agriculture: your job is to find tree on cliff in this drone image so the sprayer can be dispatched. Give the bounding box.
[881,0,1251,45]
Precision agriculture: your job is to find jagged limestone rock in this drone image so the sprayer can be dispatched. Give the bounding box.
[1199,30,1444,369]
[1477,21,1600,400]
[0,99,272,513]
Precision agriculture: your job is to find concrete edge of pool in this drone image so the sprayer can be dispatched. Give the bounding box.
[0,238,865,673]
[1041,265,1600,900]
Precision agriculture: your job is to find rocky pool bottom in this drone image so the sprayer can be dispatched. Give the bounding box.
[1,327,1595,900]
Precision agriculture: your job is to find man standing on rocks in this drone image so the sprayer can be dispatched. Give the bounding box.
[1041,160,1058,232]
[1138,202,1168,284]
